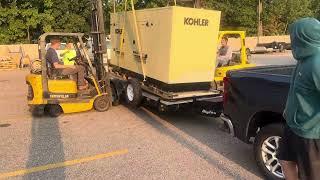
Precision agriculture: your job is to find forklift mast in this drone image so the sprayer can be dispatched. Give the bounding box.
[91,0,107,81]
[90,0,112,99]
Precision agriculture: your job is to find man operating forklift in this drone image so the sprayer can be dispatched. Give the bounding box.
[46,38,88,90]
[26,0,112,117]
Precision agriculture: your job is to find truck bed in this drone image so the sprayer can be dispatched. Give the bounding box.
[223,65,295,142]
[229,65,294,77]
[222,65,296,179]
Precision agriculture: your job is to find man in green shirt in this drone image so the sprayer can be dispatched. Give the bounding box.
[61,43,77,65]
[277,18,320,180]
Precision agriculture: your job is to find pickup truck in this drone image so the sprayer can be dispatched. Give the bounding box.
[220,65,295,180]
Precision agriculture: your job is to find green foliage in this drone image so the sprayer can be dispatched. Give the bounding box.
[204,0,257,35]
[263,0,314,35]
[0,0,319,44]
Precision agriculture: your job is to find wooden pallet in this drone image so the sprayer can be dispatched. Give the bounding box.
[0,60,18,70]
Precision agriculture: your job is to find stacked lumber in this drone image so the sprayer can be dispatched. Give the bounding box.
[0,57,18,70]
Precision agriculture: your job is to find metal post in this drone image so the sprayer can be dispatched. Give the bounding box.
[257,0,263,44]
[194,0,201,8]
[91,0,112,105]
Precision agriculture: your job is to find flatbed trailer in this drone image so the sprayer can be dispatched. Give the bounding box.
[110,72,223,117]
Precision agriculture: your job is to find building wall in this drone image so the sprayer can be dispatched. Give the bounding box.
[227,35,290,51]
[0,44,38,66]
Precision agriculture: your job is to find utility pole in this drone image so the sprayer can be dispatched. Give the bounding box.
[257,0,263,44]
[178,0,201,8]
[194,0,202,8]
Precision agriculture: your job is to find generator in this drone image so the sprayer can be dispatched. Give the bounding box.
[110,6,221,92]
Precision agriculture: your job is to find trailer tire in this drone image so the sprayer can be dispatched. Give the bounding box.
[125,78,143,107]
[254,123,285,180]
[111,83,120,106]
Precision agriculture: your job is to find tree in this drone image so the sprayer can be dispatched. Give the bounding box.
[0,0,319,44]
[204,0,258,35]
[0,0,54,44]
[311,0,320,19]
[262,0,314,35]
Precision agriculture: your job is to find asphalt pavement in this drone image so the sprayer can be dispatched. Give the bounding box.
[0,53,294,180]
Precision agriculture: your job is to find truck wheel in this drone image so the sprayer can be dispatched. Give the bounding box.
[125,78,143,107]
[94,95,111,112]
[254,123,285,180]
[45,104,63,117]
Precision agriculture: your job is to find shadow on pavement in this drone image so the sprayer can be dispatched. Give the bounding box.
[128,105,261,178]
[24,117,65,180]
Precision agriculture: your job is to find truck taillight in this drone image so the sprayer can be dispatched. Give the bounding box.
[223,77,230,105]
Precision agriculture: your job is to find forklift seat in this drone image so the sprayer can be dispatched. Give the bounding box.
[47,63,70,80]
[227,53,241,66]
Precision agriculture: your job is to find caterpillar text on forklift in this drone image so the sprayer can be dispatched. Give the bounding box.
[26,0,255,117]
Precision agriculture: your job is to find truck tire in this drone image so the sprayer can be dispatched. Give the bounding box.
[254,123,285,180]
[94,95,111,112]
[45,104,63,117]
[125,78,143,107]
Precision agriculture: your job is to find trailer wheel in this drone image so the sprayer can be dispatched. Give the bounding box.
[125,78,143,107]
[94,95,111,112]
[254,123,285,180]
[45,104,63,117]
[111,83,120,106]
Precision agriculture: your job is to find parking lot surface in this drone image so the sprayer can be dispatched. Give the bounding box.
[0,53,294,179]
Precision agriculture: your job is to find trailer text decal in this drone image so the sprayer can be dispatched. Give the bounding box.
[184,18,209,26]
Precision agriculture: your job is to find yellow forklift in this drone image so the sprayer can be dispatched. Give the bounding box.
[26,0,112,117]
[214,31,256,89]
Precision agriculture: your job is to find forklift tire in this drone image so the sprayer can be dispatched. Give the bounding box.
[45,104,63,117]
[94,95,110,112]
[125,78,143,108]
[31,106,45,117]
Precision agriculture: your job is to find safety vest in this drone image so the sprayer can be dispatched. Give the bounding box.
[61,50,76,65]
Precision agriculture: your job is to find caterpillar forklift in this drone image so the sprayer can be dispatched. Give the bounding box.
[26,0,112,117]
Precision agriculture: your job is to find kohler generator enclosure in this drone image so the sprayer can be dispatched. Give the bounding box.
[110,6,221,92]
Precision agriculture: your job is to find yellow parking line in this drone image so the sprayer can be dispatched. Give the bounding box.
[0,149,128,179]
